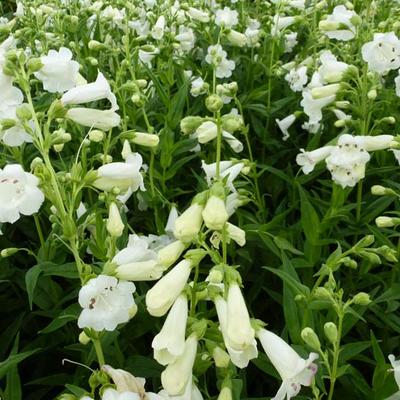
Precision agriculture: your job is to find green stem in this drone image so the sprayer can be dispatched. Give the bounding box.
[93,336,105,367]
[215,111,222,179]
[356,180,363,223]
[34,214,45,250]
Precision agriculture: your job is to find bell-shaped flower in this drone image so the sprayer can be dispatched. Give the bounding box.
[152,294,188,365]
[362,32,400,74]
[257,328,318,400]
[222,131,243,153]
[66,107,120,130]
[296,146,334,174]
[317,51,349,83]
[101,388,163,400]
[77,275,136,332]
[0,164,44,223]
[271,15,297,37]
[215,7,239,29]
[202,195,229,231]
[215,295,258,368]
[361,135,394,151]
[285,66,308,92]
[187,7,210,23]
[301,89,335,124]
[34,47,80,93]
[113,234,163,281]
[159,378,203,400]
[146,259,192,317]
[173,203,204,242]
[94,153,145,193]
[161,334,198,396]
[201,160,245,191]
[61,71,118,111]
[205,45,235,79]
[195,121,218,144]
[226,222,246,246]
[320,5,357,41]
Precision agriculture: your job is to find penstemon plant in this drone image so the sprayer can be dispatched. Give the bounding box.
[2,0,400,400]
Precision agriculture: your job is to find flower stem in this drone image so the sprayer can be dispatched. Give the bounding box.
[93,336,105,367]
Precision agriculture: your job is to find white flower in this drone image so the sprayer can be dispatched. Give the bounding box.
[129,19,150,37]
[201,160,244,191]
[152,16,166,40]
[202,195,229,231]
[226,283,255,350]
[161,334,198,396]
[94,153,145,193]
[271,15,296,36]
[77,275,136,331]
[145,259,192,317]
[34,47,80,93]
[152,294,188,365]
[285,66,308,92]
[107,202,124,237]
[195,121,218,143]
[0,36,16,67]
[318,51,349,83]
[215,295,258,368]
[245,19,261,47]
[173,203,204,242]
[301,89,335,124]
[222,131,243,152]
[138,46,160,66]
[187,7,210,23]
[61,71,118,111]
[320,5,357,41]
[325,135,371,188]
[296,146,335,174]
[276,114,296,141]
[362,32,400,74]
[257,328,318,400]
[215,7,238,29]
[226,30,247,47]
[362,135,394,151]
[0,164,44,223]
[175,26,196,52]
[113,234,163,281]
[66,108,120,130]
[205,45,235,79]
[158,380,203,400]
[190,77,208,97]
[389,354,400,390]
[284,32,298,53]
[226,222,246,246]
[157,240,186,269]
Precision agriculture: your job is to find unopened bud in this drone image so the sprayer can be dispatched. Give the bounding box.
[88,129,105,142]
[1,248,19,257]
[352,292,371,306]
[106,202,124,237]
[205,94,224,112]
[213,346,230,368]
[375,216,400,228]
[79,331,91,345]
[367,89,377,99]
[324,322,338,344]
[301,327,321,351]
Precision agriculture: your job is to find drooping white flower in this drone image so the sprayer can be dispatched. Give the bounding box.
[152,16,166,40]
[201,160,244,191]
[113,234,164,281]
[0,164,44,223]
[102,365,163,399]
[320,5,357,41]
[215,7,239,29]
[152,294,188,365]
[186,7,210,23]
[318,51,349,83]
[276,114,296,141]
[138,46,160,66]
[161,334,198,396]
[301,89,335,124]
[362,32,400,74]
[285,66,308,92]
[296,146,335,174]
[94,153,145,193]
[77,275,136,331]
[271,15,296,37]
[195,121,218,144]
[205,45,235,79]
[222,131,243,153]
[215,295,258,368]
[257,328,318,400]
[34,47,80,93]
[175,26,196,52]
[66,108,120,130]
[61,71,118,111]
[158,376,203,400]
[146,259,192,317]
[389,354,400,390]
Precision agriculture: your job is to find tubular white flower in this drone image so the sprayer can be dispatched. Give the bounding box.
[94,153,145,193]
[296,146,335,174]
[161,335,198,396]
[146,259,192,317]
[226,283,255,350]
[301,89,335,124]
[318,51,349,83]
[271,15,296,36]
[114,234,163,281]
[362,32,400,74]
[34,47,80,93]
[285,66,308,92]
[227,30,247,47]
[226,222,246,246]
[61,71,118,111]
[187,7,210,23]
[77,275,136,332]
[195,121,218,144]
[66,108,120,130]
[0,164,44,223]
[320,5,357,41]
[152,294,188,365]
[215,296,258,368]
[361,135,394,151]
[257,328,318,400]
[152,15,166,40]
[222,131,243,153]
[157,240,186,269]
[173,203,204,242]
[276,114,296,141]
[215,7,239,29]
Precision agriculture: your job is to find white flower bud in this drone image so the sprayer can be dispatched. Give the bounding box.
[174,203,204,242]
[131,132,159,148]
[213,346,231,368]
[202,196,229,231]
[157,240,186,269]
[106,202,124,237]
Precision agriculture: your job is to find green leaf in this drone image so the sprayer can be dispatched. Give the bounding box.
[25,264,42,310]
[0,349,40,380]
